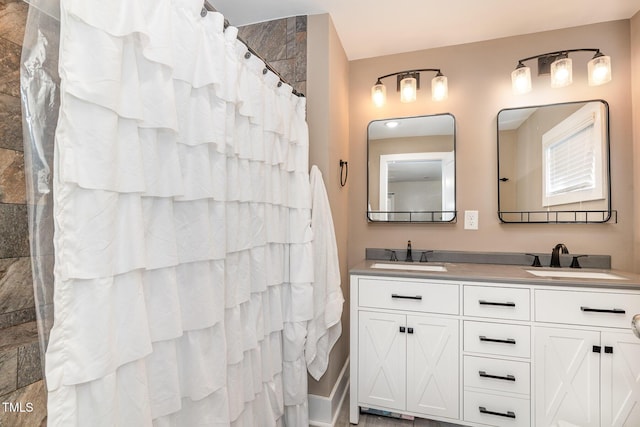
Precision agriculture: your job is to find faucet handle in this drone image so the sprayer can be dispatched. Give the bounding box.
[419,250,434,263]
[385,249,398,262]
[526,253,542,267]
[570,255,588,268]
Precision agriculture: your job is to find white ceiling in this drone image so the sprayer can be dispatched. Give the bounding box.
[211,0,640,60]
[498,108,538,131]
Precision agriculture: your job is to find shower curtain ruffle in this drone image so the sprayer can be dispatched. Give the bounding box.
[48,0,313,425]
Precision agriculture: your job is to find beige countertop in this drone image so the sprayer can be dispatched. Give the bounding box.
[350,260,640,290]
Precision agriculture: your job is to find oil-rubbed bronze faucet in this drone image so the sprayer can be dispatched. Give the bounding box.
[550,243,569,267]
[405,240,413,262]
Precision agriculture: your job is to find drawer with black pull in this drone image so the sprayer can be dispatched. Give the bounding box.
[463,355,530,395]
[358,277,459,314]
[464,285,530,321]
[535,289,640,329]
[464,390,530,427]
[464,321,531,358]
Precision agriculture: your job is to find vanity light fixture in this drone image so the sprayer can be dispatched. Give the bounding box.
[371,68,448,107]
[511,48,612,94]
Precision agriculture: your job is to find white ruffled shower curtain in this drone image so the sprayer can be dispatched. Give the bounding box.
[46,0,314,425]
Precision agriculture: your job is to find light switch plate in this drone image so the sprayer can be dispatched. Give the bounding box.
[464,210,479,230]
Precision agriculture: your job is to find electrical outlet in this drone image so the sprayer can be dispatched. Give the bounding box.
[464,210,479,230]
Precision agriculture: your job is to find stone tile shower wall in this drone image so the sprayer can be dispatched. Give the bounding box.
[238,15,307,97]
[0,1,47,425]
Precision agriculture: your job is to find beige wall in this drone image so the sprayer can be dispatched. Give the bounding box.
[499,130,517,211]
[306,14,350,397]
[632,11,640,270]
[348,20,635,271]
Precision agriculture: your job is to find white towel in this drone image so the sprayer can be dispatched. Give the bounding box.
[306,165,345,380]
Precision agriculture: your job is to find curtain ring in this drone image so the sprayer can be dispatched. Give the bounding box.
[339,160,348,187]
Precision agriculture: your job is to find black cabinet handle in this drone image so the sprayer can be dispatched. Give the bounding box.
[479,300,516,307]
[479,370,516,382]
[479,335,516,345]
[399,326,406,333]
[593,345,613,353]
[391,293,422,300]
[407,327,414,334]
[479,407,516,419]
[581,306,625,314]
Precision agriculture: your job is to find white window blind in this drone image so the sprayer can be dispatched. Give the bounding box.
[542,102,605,207]
[546,124,595,195]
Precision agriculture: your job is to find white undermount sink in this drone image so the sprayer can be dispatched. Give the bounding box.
[371,262,447,272]
[525,269,628,280]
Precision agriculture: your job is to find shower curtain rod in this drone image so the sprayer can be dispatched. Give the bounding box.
[203,1,305,97]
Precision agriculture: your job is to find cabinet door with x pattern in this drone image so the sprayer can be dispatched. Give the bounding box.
[358,310,406,411]
[534,327,600,427]
[601,331,640,426]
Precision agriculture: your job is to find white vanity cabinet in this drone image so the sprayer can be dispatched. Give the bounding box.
[350,272,640,427]
[534,289,640,427]
[351,276,460,424]
[358,311,459,417]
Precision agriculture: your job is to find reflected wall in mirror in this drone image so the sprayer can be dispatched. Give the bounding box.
[367,114,456,222]
[497,100,612,223]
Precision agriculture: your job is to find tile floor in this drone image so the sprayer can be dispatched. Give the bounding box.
[334,397,462,426]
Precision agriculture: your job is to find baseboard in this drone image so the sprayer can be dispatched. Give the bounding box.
[308,357,350,427]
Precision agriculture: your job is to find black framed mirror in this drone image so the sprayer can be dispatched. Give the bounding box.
[497,100,613,223]
[367,114,456,223]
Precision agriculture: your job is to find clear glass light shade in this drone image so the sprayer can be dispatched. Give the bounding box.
[431,75,448,101]
[371,83,386,107]
[511,66,532,94]
[400,77,417,103]
[588,55,611,86]
[550,57,573,88]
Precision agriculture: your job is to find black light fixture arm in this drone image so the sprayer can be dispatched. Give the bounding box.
[515,48,603,66]
[375,68,444,81]
[375,69,445,92]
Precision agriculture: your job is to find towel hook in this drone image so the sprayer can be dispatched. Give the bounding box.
[339,159,348,187]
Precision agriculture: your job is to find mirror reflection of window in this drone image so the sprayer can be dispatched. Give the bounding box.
[367,114,456,222]
[542,102,605,207]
